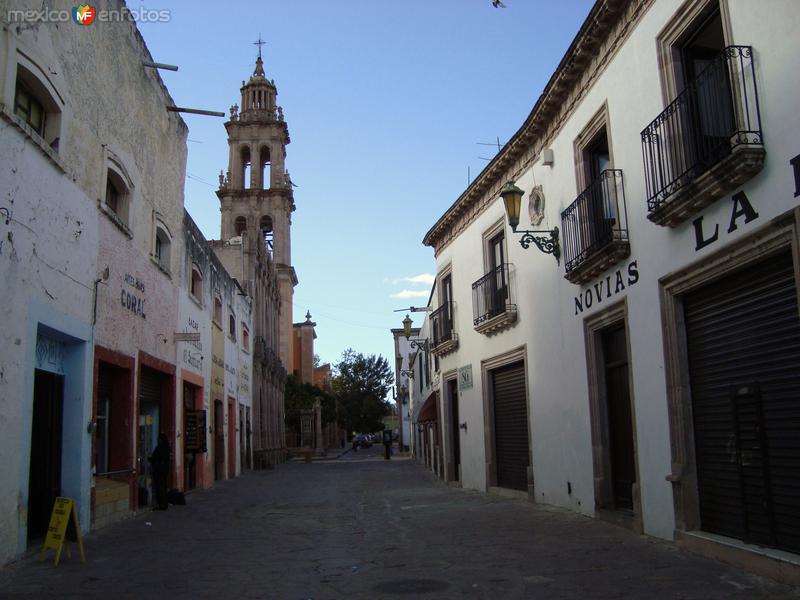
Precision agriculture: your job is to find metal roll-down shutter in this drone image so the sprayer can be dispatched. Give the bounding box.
[492,361,529,491]
[685,251,800,553]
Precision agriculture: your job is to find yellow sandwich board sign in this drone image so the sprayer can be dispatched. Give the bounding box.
[39,497,85,566]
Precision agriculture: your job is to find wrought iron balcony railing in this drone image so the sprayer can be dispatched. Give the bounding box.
[431,301,455,349]
[561,169,628,274]
[641,45,763,214]
[472,264,513,326]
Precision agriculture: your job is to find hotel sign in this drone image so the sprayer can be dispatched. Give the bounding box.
[458,365,473,391]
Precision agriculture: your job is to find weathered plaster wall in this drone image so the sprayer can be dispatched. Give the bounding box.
[0,0,187,563]
[0,120,98,562]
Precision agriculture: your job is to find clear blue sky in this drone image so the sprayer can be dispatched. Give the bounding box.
[137,0,593,373]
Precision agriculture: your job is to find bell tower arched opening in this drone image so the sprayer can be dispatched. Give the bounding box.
[241,146,251,189]
[260,146,271,190]
[260,215,273,258]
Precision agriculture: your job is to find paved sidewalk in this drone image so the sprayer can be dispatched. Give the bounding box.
[1,447,798,599]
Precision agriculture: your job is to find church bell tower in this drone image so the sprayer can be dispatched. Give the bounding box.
[217,47,297,370]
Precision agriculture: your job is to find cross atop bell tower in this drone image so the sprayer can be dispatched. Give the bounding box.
[216,50,297,370]
[253,34,265,59]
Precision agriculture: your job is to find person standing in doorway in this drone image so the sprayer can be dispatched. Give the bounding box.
[149,433,170,510]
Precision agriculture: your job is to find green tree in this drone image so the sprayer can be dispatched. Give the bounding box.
[333,348,394,434]
[284,375,337,434]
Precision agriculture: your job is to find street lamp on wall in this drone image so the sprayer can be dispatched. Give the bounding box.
[402,314,413,339]
[501,181,561,264]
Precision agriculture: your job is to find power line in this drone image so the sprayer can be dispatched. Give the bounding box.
[186,173,215,187]
[290,302,393,331]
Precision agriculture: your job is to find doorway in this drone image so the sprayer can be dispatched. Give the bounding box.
[684,251,800,552]
[214,400,224,481]
[679,7,733,173]
[448,378,461,482]
[137,367,162,508]
[227,398,236,478]
[491,361,529,491]
[601,323,636,511]
[28,369,64,541]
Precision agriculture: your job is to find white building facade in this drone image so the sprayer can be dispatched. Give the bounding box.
[422,0,800,580]
[391,326,419,452]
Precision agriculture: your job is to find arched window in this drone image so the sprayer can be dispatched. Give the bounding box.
[241,146,251,189]
[213,297,223,326]
[228,313,236,340]
[241,323,250,351]
[190,263,203,302]
[154,225,171,273]
[234,216,247,236]
[13,62,62,149]
[105,164,131,228]
[260,146,271,190]
[260,215,273,257]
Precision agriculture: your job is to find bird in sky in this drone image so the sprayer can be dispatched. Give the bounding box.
[492,0,507,7]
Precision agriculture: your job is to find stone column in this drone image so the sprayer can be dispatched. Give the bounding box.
[314,399,323,455]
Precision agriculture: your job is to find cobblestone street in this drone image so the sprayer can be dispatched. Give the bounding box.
[1,449,798,599]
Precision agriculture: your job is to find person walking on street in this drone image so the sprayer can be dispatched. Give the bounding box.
[149,433,170,510]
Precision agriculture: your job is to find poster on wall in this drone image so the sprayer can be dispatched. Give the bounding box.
[184,410,207,453]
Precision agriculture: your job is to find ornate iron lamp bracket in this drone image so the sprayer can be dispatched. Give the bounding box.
[410,339,429,352]
[515,226,561,264]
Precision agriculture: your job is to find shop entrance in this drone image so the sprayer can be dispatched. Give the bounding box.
[137,367,162,508]
[491,361,529,491]
[28,369,64,541]
[214,400,224,481]
[685,251,800,553]
[227,398,236,478]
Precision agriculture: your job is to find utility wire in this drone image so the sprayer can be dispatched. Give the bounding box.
[291,302,393,331]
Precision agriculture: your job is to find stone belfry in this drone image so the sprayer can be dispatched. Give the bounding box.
[217,47,298,370]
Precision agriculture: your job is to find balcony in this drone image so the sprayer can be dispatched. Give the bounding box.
[431,301,458,356]
[472,264,516,336]
[641,45,764,227]
[562,169,629,285]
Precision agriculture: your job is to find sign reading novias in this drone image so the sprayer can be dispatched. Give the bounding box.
[574,260,639,316]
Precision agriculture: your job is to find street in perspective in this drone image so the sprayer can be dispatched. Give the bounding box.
[2,0,800,597]
[1,447,799,599]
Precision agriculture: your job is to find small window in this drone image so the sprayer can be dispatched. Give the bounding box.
[235,216,247,236]
[105,167,131,227]
[213,297,223,326]
[190,264,203,301]
[154,226,171,273]
[241,324,250,351]
[13,63,62,149]
[228,314,236,340]
[14,79,45,135]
